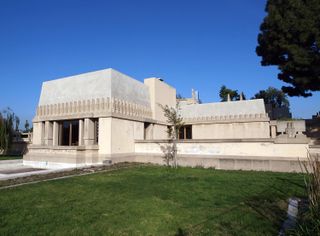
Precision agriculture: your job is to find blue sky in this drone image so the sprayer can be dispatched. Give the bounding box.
[0,0,319,126]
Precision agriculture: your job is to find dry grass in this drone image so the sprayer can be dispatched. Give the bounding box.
[301,152,320,217]
[295,152,320,235]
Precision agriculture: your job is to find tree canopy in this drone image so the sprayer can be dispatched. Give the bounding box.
[0,108,19,154]
[252,87,290,108]
[256,0,320,97]
[219,85,240,102]
[24,120,30,132]
[176,94,184,99]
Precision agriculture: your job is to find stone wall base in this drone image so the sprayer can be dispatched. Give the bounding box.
[23,151,306,172]
[23,146,314,173]
[132,154,305,173]
[22,160,88,169]
[23,145,103,169]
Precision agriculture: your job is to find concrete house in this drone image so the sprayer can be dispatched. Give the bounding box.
[24,68,311,172]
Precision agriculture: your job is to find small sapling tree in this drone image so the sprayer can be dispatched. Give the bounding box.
[159,104,184,168]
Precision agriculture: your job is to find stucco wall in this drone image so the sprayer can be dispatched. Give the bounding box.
[98,117,145,157]
[135,141,308,159]
[99,117,112,154]
[180,99,266,118]
[32,122,44,145]
[23,145,100,169]
[276,120,306,133]
[132,153,305,172]
[110,117,144,154]
[144,78,176,122]
[153,124,168,139]
[192,121,270,139]
[134,121,144,140]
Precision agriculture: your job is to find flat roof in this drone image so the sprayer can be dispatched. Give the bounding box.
[38,68,150,107]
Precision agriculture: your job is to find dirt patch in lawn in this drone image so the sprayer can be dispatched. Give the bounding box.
[0,162,144,188]
[0,168,44,174]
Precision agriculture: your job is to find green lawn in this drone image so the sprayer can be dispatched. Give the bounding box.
[0,155,22,161]
[0,166,305,235]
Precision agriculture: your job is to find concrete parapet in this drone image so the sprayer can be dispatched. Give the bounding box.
[183,113,269,124]
[34,97,153,122]
[276,120,306,133]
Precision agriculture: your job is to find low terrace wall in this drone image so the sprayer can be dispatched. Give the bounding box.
[134,139,310,172]
[23,145,100,169]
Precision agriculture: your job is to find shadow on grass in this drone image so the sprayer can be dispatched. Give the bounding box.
[244,196,285,228]
[175,204,245,235]
[175,186,292,235]
[275,176,305,189]
[175,228,188,236]
[243,183,303,230]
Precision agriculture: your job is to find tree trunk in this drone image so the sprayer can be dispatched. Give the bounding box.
[173,129,178,168]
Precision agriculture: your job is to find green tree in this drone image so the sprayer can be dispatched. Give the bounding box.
[252,87,289,108]
[219,85,240,102]
[240,92,246,100]
[256,0,320,97]
[15,116,20,131]
[176,93,184,99]
[0,108,18,154]
[159,104,184,168]
[24,120,30,132]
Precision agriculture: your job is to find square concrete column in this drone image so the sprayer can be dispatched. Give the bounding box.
[271,125,277,138]
[44,121,53,146]
[84,118,94,145]
[52,121,59,146]
[32,122,45,145]
[79,119,84,146]
[41,122,45,145]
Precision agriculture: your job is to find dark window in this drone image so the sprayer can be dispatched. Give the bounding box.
[179,127,184,139]
[59,120,79,146]
[179,125,192,140]
[94,119,99,144]
[144,122,152,140]
[186,126,192,139]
